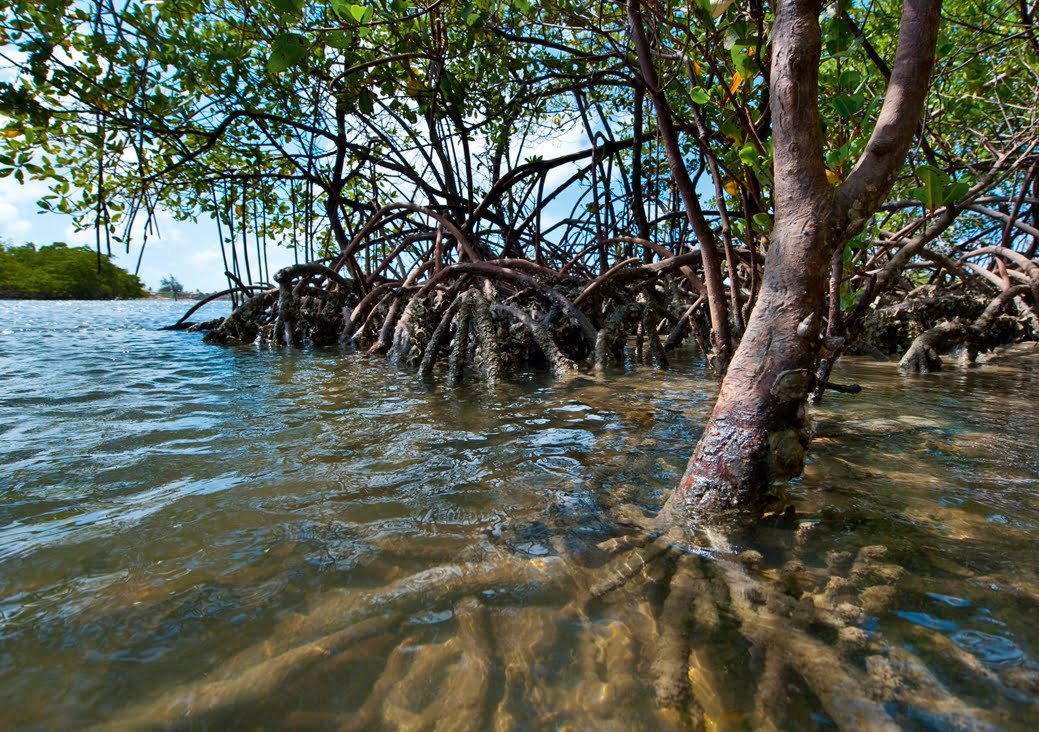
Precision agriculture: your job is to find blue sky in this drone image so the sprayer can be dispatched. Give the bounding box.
[0,174,299,293]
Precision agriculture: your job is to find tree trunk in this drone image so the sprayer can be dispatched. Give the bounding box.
[661,0,942,523]
[660,200,834,520]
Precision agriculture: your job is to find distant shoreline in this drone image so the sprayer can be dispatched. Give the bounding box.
[0,293,229,302]
[0,292,150,301]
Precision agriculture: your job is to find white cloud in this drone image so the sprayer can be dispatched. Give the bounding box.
[0,177,53,242]
[187,249,220,266]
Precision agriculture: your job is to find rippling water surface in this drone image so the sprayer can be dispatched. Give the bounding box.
[1,299,1037,730]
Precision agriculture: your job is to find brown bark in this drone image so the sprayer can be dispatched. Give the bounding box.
[897,319,968,372]
[662,0,942,522]
[626,0,733,367]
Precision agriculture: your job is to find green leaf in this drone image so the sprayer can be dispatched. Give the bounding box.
[729,46,756,77]
[690,86,710,105]
[942,180,970,205]
[738,143,758,166]
[825,18,855,56]
[326,30,352,48]
[832,93,864,118]
[752,212,772,230]
[838,69,862,89]
[268,33,309,73]
[913,165,946,211]
[348,4,368,22]
[356,89,374,116]
[840,285,863,311]
[270,0,304,16]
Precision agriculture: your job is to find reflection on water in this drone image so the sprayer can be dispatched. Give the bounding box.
[0,300,1037,729]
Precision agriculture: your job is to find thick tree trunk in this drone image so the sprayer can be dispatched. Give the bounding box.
[660,200,834,519]
[661,0,942,523]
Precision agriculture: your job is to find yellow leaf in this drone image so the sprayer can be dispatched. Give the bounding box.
[825,169,842,185]
[729,71,744,95]
[723,179,740,196]
[3,129,22,139]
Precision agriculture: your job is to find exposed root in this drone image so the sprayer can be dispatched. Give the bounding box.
[389,294,431,367]
[193,253,710,384]
[447,292,473,385]
[470,288,503,383]
[594,302,633,369]
[203,290,277,345]
[418,292,464,378]
[492,302,576,378]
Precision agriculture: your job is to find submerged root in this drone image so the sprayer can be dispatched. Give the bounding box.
[652,553,707,717]
[96,613,402,730]
[99,521,1018,731]
[350,601,495,732]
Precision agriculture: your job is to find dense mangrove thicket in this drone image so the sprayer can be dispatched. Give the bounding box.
[5,0,1037,519]
[0,241,148,298]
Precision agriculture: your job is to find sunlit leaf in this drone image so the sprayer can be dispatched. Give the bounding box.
[267,33,308,73]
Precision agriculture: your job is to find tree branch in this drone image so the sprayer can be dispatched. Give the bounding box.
[835,0,943,235]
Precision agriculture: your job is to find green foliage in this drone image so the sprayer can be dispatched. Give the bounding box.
[910,165,971,212]
[158,274,185,298]
[0,242,148,299]
[0,0,1033,309]
[267,33,310,74]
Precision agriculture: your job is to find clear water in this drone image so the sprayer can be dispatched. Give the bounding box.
[1,300,1037,730]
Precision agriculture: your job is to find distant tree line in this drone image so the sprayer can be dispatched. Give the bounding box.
[0,241,148,299]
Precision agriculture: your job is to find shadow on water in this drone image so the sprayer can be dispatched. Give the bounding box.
[1,300,1038,730]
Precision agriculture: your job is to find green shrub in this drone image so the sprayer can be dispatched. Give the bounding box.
[0,242,148,299]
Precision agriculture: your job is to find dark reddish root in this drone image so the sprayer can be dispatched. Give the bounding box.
[195,256,708,383]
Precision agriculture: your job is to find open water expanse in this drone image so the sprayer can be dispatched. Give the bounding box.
[1,299,1038,730]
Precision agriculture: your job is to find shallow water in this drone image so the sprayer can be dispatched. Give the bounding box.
[1,300,1037,729]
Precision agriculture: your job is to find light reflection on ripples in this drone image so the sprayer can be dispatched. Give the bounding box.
[1,300,1038,729]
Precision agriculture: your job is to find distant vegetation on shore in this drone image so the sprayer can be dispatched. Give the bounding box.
[0,242,148,299]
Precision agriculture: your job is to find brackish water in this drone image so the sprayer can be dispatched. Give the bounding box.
[1,299,1038,730]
